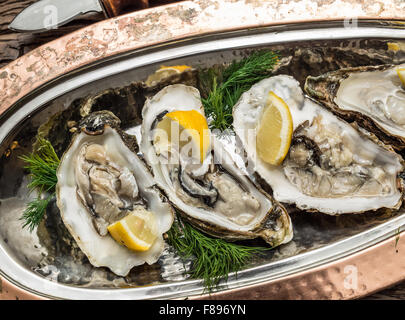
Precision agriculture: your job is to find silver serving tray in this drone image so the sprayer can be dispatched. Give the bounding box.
[1,20,405,299]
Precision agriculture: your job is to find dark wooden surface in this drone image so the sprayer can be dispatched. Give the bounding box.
[0,0,404,300]
[0,0,104,68]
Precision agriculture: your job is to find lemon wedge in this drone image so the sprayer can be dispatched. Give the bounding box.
[397,68,405,87]
[154,110,210,163]
[256,91,293,165]
[160,65,192,73]
[107,208,158,252]
[145,65,192,86]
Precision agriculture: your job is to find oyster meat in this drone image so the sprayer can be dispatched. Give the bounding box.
[141,84,293,247]
[56,111,174,276]
[304,64,405,150]
[233,75,404,215]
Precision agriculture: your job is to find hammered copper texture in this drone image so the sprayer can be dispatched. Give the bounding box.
[196,232,405,300]
[1,0,405,300]
[0,277,44,300]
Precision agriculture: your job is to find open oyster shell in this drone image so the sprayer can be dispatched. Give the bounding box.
[304,64,405,150]
[140,84,293,247]
[233,75,404,215]
[56,111,174,276]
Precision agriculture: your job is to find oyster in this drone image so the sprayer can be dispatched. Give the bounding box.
[233,75,404,215]
[304,64,405,150]
[56,111,174,276]
[140,84,292,247]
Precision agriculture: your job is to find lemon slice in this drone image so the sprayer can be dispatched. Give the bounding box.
[154,110,210,163]
[107,208,158,252]
[256,91,293,165]
[145,65,191,86]
[397,68,405,87]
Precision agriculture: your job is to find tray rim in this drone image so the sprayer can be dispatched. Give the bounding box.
[1,0,405,300]
[1,0,405,117]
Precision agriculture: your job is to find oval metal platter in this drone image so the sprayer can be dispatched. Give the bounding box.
[1,0,405,300]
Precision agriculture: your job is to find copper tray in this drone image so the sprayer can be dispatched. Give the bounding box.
[1,0,405,300]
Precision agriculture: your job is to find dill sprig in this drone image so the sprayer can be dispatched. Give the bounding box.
[167,216,269,292]
[201,50,279,131]
[20,196,53,232]
[20,139,59,193]
[19,138,60,231]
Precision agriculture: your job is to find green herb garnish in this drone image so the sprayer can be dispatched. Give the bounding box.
[19,138,60,231]
[167,216,268,292]
[20,196,53,232]
[201,50,279,131]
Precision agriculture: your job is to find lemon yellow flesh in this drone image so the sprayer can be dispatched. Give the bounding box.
[397,68,405,87]
[145,65,191,86]
[160,65,191,73]
[155,110,210,163]
[256,92,293,165]
[107,209,158,252]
